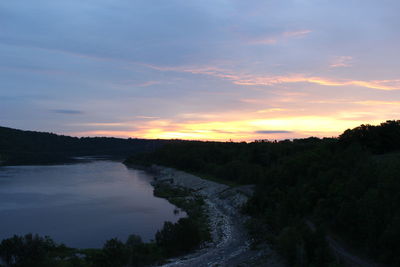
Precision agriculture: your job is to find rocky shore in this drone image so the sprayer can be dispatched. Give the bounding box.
[151,166,284,267]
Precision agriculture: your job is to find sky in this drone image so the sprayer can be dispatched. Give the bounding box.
[1,0,400,141]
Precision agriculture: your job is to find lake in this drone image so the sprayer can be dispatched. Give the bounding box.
[0,160,185,248]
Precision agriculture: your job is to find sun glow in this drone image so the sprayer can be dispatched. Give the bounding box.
[72,114,387,142]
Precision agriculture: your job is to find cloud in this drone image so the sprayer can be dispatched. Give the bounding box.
[249,38,278,45]
[136,81,161,87]
[283,30,312,38]
[78,122,124,126]
[51,109,84,115]
[147,64,400,91]
[232,75,400,90]
[354,100,400,106]
[248,29,312,45]
[3,0,400,142]
[255,130,293,134]
[135,116,161,120]
[305,78,400,91]
[70,114,379,141]
[256,108,287,113]
[330,56,353,68]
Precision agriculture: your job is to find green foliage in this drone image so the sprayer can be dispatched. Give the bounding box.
[156,218,201,257]
[0,219,204,267]
[127,121,400,266]
[0,234,78,267]
[276,224,333,267]
[126,137,330,185]
[153,183,211,245]
[339,120,400,153]
[98,238,130,267]
[90,215,204,266]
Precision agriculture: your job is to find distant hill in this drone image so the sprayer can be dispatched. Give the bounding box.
[0,126,172,165]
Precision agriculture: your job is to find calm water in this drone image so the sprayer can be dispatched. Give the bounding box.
[0,160,185,248]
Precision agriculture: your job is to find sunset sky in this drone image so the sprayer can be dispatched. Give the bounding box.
[1,0,399,141]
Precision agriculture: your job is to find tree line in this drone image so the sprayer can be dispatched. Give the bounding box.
[126,120,400,266]
[0,126,174,165]
[0,217,203,267]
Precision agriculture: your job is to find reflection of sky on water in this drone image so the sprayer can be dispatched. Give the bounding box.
[0,161,185,248]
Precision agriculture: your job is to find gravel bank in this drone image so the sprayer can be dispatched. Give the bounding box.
[151,166,284,267]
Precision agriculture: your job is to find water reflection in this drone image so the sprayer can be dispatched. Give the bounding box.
[0,161,185,248]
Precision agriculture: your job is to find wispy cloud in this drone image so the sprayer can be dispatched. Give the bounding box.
[3,1,399,142]
[304,78,400,91]
[71,114,380,141]
[255,130,293,134]
[79,122,125,126]
[135,116,161,120]
[136,81,161,87]
[256,108,287,113]
[52,109,84,115]
[283,30,312,38]
[249,38,278,45]
[248,29,312,45]
[148,64,400,91]
[330,56,353,68]
[354,100,400,106]
[231,75,400,90]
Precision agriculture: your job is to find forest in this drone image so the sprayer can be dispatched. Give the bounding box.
[0,218,204,267]
[126,120,400,266]
[1,121,400,266]
[0,126,172,165]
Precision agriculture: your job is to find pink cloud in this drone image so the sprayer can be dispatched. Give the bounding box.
[136,81,161,87]
[148,63,400,91]
[330,56,353,68]
[248,29,312,45]
[282,29,312,37]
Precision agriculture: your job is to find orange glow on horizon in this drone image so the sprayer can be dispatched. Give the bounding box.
[70,115,386,142]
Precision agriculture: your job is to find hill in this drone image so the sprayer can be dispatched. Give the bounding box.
[0,126,169,165]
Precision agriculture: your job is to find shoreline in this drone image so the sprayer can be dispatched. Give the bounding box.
[149,165,284,267]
